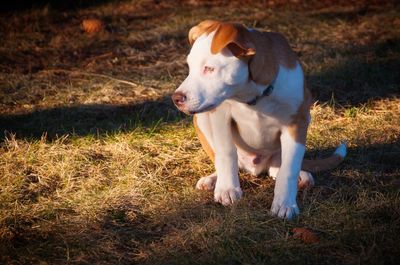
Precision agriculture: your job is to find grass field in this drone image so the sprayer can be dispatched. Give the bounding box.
[0,0,399,264]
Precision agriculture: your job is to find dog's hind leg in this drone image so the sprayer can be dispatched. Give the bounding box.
[298,170,314,189]
[268,152,314,189]
[267,151,281,180]
[196,172,217,190]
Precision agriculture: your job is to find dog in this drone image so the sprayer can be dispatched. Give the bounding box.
[172,20,346,219]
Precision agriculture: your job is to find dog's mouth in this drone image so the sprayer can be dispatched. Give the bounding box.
[188,104,216,115]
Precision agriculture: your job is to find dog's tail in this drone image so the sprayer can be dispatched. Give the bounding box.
[301,142,347,172]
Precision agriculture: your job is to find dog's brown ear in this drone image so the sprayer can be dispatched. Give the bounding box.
[248,31,297,85]
[188,20,220,46]
[211,23,256,57]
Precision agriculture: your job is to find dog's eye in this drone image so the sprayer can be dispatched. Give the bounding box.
[203,66,215,74]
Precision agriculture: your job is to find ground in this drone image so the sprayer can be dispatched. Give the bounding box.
[0,0,399,264]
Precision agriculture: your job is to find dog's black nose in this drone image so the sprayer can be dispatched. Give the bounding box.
[172,92,187,106]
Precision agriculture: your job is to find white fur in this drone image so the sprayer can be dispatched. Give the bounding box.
[270,129,305,219]
[176,30,308,219]
[176,32,254,114]
[228,63,304,156]
[208,106,243,206]
[299,171,314,188]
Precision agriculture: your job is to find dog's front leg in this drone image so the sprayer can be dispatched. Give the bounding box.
[209,108,242,206]
[271,127,306,219]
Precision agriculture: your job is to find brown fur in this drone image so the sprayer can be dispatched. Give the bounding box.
[188,20,220,46]
[193,115,215,162]
[211,23,255,56]
[247,30,298,85]
[189,20,255,57]
[287,86,312,145]
[302,155,344,172]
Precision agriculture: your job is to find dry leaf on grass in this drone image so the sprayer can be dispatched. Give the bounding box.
[292,228,319,244]
[82,19,104,34]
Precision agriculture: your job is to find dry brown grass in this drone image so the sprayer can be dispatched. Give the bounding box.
[1,0,399,264]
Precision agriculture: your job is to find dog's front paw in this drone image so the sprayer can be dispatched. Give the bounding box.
[271,196,299,220]
[214,186,242,206]
[196,173,217,190]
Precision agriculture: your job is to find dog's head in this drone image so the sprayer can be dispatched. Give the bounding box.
[172,20,260,115]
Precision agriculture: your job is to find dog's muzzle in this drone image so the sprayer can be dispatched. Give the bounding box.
[172,92,187,108]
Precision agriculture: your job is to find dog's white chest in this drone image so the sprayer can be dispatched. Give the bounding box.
[226,62,305,153]
[228,100,283,153]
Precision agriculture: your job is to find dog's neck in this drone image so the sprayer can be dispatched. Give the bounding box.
[246,84,274,105]
[232,80,273,105]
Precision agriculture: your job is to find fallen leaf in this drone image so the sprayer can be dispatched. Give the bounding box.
[82,19,104,34]
[292,228,319,244]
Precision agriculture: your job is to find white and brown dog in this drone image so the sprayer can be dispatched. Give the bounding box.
[172,20,346,219]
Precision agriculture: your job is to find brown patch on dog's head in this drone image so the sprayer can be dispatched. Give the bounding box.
[210,23,255,57]
[188,20,255,57]
[188,20,220,46]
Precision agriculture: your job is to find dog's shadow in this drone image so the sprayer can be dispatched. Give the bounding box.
[306,38,400,106]
[0,95,187,141]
